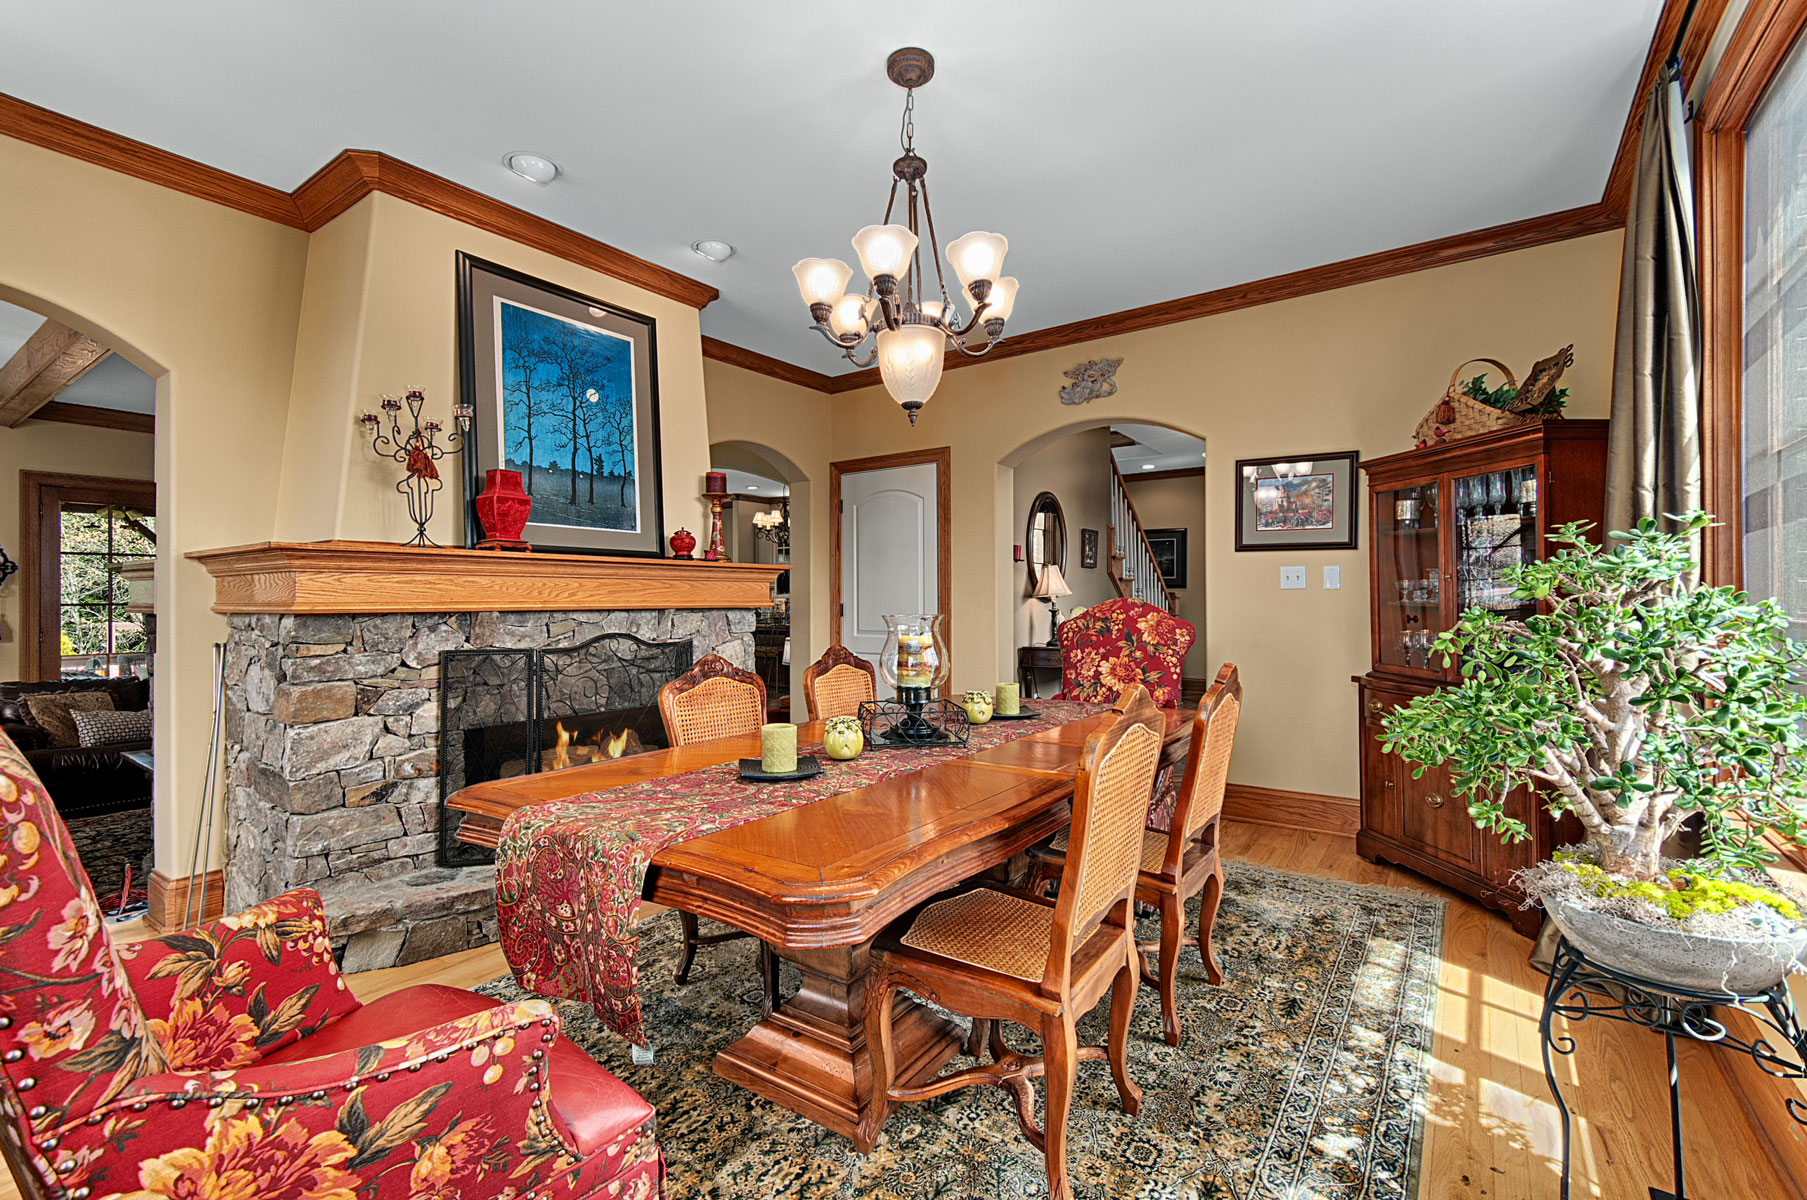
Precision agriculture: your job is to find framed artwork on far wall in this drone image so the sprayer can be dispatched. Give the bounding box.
[1145,528,1187,589]
[1080,528,1099,569]
[457,252,665,556]
[1234,450,1359,551]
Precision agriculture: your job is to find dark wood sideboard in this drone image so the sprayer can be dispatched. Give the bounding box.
[1356,420,1606,935]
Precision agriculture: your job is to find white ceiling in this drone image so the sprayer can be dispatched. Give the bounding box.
[0,299,156,413]
[1,2,1662,375]
[1112,423,1208,473]
[719,468,787,496]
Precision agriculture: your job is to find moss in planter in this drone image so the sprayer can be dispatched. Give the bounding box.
[1521,848,1807,939]
[1552,852,1801,923]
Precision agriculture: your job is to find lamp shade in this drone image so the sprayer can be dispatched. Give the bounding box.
[1033,561,1073,599]
[851,224,918,281]
[828,293,871,338]
[793,258,852,307]
[947,231,1008,289]
[984,276,1019,324]
[876,324,944,417]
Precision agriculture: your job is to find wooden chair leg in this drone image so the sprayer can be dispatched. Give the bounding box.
[1198,865,1226,986]
[1108,942,1143,1115]
[674,911,700,984]
[857,974,900,1154]
[1040,1012,1080,1200]
[1157,890,1185,1046]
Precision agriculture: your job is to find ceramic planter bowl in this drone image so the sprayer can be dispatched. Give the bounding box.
[1546,894,1807,994]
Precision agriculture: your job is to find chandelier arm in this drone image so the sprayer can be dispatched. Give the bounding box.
[843,345,878,368]
[811,324,872,351]
[947,333,1003,359]
[943,300,993,339]
[918,177,959,320]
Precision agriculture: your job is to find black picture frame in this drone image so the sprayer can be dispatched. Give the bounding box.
[1233,450,1360,551]
[1080,528,1099,569]
[1145,528,1188,588]
[456,252,665,557]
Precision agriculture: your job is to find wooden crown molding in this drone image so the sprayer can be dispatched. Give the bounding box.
[28,400,152,435]
[0,93,718,310]
[701,336,836,391]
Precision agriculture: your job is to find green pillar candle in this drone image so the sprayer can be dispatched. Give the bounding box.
[761,722,798,775]
[996,682,1021,716]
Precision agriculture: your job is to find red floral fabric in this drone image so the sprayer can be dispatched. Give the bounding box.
[496,702,1108,1046]
[1055,598,1197,709]
[0,731,663,1200]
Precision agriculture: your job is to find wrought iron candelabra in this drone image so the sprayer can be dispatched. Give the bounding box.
[358,389,472,548]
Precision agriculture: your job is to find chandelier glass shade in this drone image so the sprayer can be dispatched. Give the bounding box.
[751,494,791,554]
[791,48,1018,424]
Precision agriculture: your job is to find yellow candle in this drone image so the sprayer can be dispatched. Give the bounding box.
[761,722,798,775]
[996,682,1021,716]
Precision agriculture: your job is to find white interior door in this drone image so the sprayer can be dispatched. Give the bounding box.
[841,462,939,699]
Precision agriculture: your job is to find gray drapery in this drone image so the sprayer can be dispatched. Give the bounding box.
[1604,68,1703,552]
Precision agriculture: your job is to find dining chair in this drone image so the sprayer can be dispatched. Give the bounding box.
[802,643,878,721]
[856,687,1165,1200]
[657,653,778,1003]
[1030,662,1241,1046]
[1054,597,1197,710]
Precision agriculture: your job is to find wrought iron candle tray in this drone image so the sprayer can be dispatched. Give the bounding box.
[859,698,970,749]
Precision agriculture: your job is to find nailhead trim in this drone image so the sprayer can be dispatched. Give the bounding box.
[17,1078,34,1091]
[2,1050,22,1064]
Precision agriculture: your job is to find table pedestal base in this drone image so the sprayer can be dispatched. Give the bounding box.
[714,942,963,1140]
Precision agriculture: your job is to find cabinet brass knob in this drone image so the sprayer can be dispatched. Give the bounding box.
[1425,792,1446,809]
[1367,699,1384,713]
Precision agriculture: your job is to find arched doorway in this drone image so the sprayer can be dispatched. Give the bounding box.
[709,439,814,716]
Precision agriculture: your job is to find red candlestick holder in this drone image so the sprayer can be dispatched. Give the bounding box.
[704,491,731,562]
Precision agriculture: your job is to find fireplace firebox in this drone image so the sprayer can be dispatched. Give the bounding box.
[438,633,694,865]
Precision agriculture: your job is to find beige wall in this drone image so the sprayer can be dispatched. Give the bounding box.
[0,421,157,681]
[1012,428,1117,657]
[1126,473,1208,674]
[702,360,835,714]
[0,132,310,875]
[829,231,1624,799]
[276,193,715,546]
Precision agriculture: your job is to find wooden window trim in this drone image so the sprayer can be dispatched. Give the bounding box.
[1697,0,1807,586]
[20,471,156,681]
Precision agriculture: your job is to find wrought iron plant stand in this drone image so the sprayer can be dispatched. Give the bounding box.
[1540,936,1807,1200]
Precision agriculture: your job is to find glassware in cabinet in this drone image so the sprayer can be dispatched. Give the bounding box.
[1374,481,1444,672]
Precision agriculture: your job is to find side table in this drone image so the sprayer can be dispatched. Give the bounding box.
[1017,644,1062,700]
[1540,936,1807,1200]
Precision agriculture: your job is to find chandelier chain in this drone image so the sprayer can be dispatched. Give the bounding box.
[899,88,915,152]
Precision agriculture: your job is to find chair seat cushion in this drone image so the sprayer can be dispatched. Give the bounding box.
[899,888,1054,981]
[1049,826,1172,875]
[260,984,654,1156]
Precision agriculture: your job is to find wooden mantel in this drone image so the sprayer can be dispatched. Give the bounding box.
[187,540,789,614]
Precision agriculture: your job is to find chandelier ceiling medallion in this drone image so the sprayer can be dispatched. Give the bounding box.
[792,47,1018,424]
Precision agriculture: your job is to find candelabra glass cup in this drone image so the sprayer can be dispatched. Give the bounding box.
[878,613,950,742]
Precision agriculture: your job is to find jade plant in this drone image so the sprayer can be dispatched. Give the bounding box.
[1381,513,1807,883]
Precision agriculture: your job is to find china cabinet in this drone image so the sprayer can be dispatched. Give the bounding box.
[1356,420,1607,934]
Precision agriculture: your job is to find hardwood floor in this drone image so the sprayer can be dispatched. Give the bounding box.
[7,826,1789,1199]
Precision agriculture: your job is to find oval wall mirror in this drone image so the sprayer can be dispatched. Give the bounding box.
[1025,491,1067,592]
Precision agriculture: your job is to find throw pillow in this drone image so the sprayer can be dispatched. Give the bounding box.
[72,706,152,748]
[25,692,116,748]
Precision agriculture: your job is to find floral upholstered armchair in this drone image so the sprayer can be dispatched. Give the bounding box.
[1055,597,1197,710]
[0,733,664,1200]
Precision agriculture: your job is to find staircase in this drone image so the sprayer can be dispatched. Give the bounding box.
[1109,461,1174,612]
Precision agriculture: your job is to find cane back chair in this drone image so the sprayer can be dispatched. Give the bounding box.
[1031,661,1241,1046]
[801,644,878,721]
[657,653,777,1000]
[857,687,1166,1200]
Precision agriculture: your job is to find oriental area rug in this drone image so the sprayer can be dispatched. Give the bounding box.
[478,861,1445,1199]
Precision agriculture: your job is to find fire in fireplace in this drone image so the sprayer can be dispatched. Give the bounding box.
[438,633,694,866]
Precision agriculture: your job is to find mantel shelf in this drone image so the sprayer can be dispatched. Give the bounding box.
[186,540,789,614]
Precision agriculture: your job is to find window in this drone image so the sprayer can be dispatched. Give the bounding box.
[21,473,156,681]
[1740,31,1807,627]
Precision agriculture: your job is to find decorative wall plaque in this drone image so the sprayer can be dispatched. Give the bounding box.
[1058,357,1122,405]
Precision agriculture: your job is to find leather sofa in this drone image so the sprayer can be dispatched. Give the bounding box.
[0,677,151,818]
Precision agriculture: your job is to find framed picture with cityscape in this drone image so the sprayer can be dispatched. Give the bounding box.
[1233,450,1359,551]
[457,253,664,556]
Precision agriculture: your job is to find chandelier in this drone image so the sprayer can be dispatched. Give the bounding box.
[752,494,790,554]
[792,47,1018,425]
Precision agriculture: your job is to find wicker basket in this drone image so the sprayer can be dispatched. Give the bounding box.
[1414,357,1534,448]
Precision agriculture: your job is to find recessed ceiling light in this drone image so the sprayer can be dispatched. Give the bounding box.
[747,484,759,490]
[691,239,736,263]
[504,152,561,185]
[1141,464,1154,470]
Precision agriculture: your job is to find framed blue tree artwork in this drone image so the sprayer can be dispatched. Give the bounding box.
[457,253,665,556]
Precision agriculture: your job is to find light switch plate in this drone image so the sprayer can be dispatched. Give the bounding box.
[1280,566,1307,590]
[1323,565,1341,590]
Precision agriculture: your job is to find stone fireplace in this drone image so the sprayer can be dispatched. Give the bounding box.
[192,541,786,973]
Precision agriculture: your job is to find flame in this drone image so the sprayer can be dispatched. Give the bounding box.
[604,729,631,759]
[550,720,576,771]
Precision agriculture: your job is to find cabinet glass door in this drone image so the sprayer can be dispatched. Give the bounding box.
[1376,482,1444,672]
[1453,465,1539,621]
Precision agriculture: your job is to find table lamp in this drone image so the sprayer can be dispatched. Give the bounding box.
[1033,562,1073,647]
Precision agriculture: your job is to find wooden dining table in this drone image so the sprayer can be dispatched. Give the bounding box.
[447,705,1193,1141]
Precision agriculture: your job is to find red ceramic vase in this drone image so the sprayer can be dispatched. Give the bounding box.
[475,469,532,542]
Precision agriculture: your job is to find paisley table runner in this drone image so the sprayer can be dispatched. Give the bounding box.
[495,700,1105,1046]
